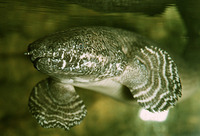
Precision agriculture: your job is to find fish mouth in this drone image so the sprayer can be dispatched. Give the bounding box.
[26,54,84,76]
[25,41,55,62]
[24,48,55,63]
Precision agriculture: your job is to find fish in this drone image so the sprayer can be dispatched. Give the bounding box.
[25,26,182,130]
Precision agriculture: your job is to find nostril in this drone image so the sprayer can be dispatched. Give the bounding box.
[24,51,37,62]
[24,52,31,56]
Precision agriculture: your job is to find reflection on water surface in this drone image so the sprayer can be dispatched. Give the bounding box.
[0,0,200,136]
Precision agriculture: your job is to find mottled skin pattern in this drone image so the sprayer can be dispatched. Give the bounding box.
[28,27,132,81]
[26,26,182,130]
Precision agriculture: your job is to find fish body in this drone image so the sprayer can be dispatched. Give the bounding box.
[26,26,182,130]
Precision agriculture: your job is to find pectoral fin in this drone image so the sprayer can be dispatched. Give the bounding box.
[129,46,182,112]
[28,78,87,130]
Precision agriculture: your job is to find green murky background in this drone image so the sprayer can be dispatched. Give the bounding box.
[0,0,200,135]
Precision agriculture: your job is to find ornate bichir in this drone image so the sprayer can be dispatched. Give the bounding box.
[26,26,182,130]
